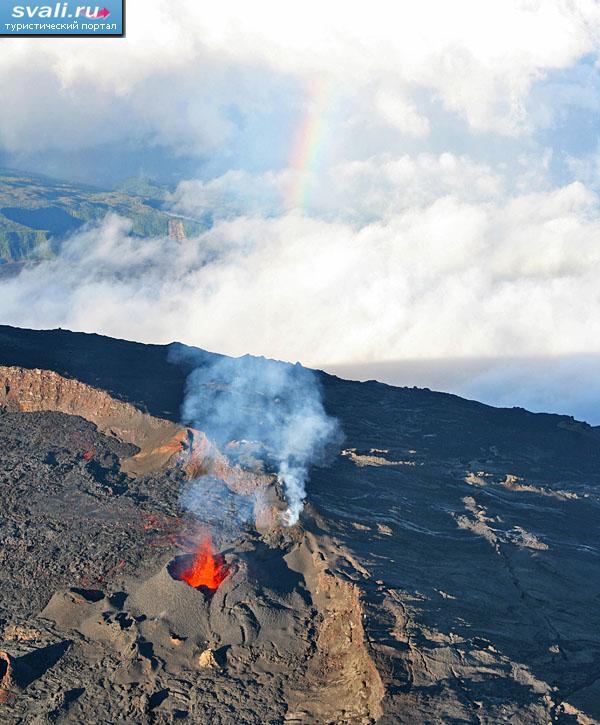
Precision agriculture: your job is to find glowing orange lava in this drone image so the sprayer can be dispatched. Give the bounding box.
[179,536,229,590]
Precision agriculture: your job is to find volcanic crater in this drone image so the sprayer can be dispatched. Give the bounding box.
[0,324,599,723]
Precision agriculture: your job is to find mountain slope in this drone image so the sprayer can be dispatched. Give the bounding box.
[0,325,598,723]
[0,169,201,262]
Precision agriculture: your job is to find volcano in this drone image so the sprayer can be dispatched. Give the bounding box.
[0,324,599,723]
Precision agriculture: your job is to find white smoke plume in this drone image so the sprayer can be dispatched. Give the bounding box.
[170,348,340,525]
[180,475,255,540]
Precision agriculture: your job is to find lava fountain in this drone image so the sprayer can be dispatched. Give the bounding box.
[169,535,230,591]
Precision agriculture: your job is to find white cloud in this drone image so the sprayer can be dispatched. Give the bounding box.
[375,91,430,138]
[169,153,504,223]
[0,0,599,158]
[2,2,600,420]
[2,170,600,368]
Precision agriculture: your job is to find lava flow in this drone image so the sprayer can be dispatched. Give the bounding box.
[177,536,229,590]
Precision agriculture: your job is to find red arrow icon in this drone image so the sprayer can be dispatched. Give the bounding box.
[96,7,110,18]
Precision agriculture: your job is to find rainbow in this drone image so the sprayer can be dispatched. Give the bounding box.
[287,78,337,211]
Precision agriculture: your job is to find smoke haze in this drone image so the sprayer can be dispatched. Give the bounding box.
[170,348,340,525]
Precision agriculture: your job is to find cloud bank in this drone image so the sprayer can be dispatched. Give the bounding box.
[1,158,599,410]
[1,0,600,176]
[2,2,600,422]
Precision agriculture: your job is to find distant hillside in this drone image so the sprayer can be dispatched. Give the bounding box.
[0,169,202,262]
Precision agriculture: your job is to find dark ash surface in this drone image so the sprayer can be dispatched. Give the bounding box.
[0,325,599,723]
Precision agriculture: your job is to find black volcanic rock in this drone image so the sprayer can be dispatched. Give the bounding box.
[0,324,196,420]
[0,324,599,723]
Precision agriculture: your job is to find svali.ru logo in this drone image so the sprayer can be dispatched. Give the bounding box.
[11,3,110,18]
[1,0,121,35]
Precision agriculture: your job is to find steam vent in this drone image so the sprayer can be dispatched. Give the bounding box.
[1,324,600,722]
